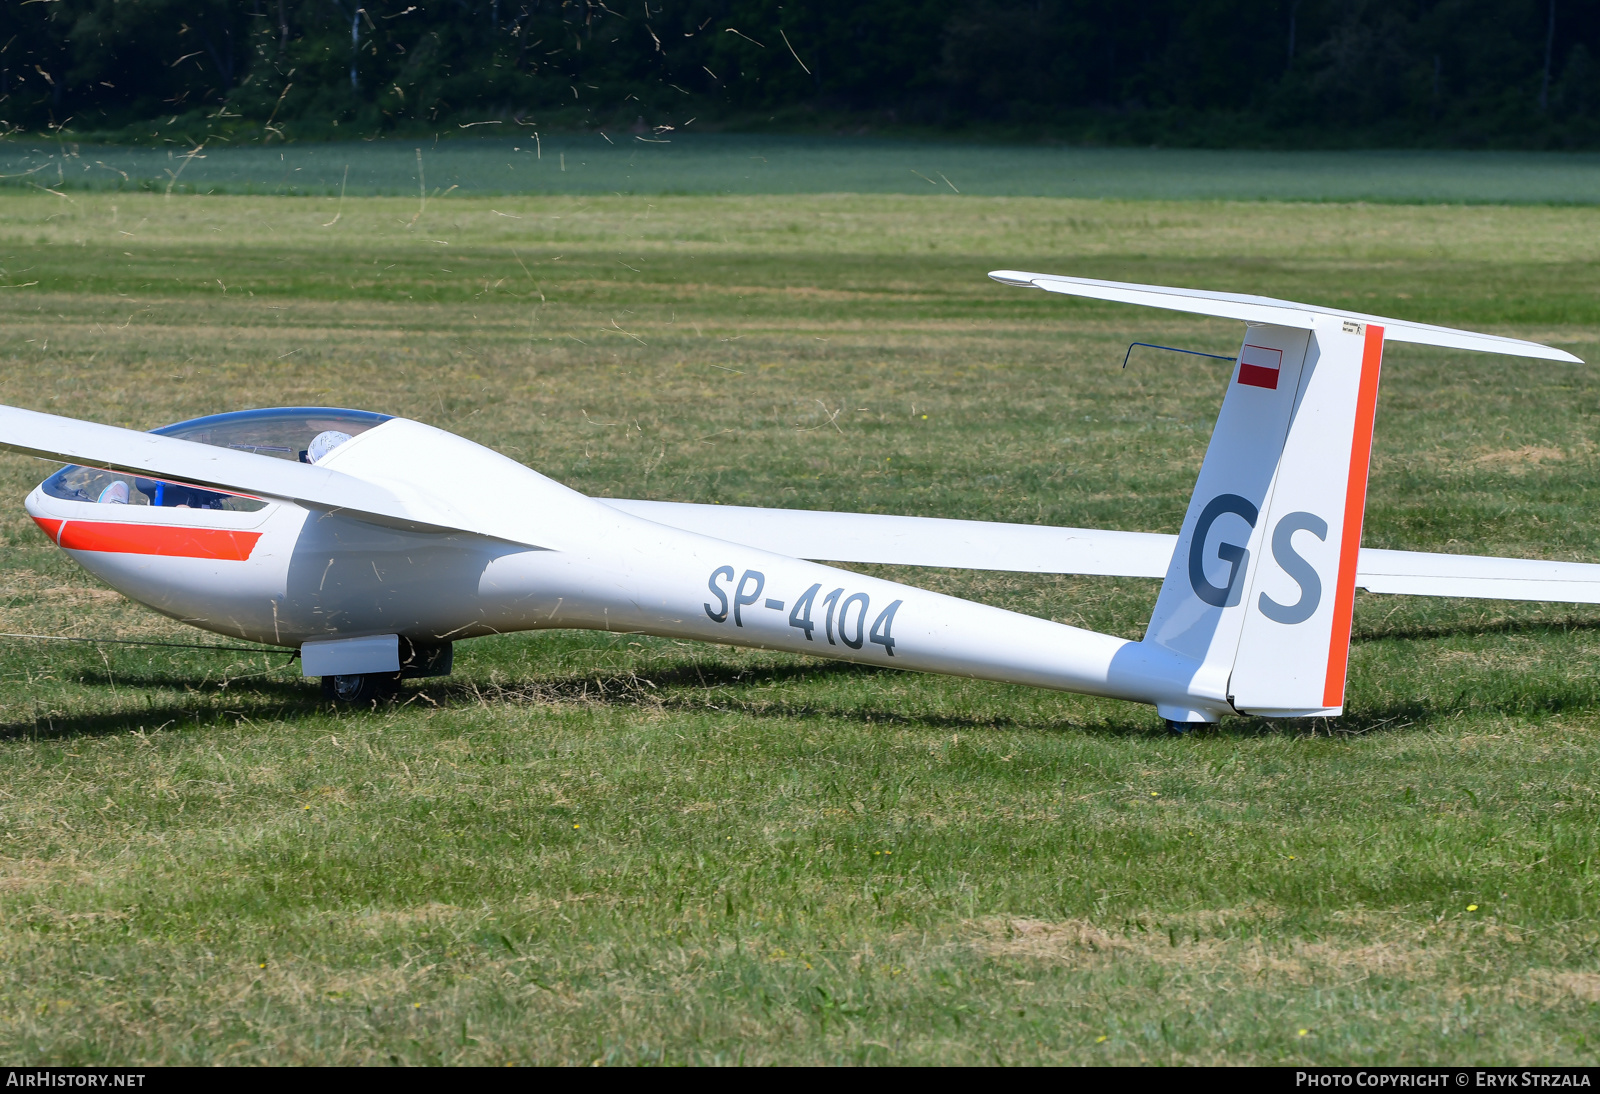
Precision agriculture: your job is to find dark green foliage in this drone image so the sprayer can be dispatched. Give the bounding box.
[4,0,1600,146]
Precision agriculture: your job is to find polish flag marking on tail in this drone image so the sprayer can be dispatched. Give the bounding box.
[1237,344,1283,389]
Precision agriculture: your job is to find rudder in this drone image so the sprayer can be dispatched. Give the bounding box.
[1140,317,1384,722]
[1229,318,1384,716]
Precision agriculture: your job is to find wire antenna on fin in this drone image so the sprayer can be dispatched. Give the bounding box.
[1122,343,1239,369]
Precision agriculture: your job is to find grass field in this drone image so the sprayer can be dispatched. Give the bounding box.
[0,187,1598,1064]
[5,135,1600,203]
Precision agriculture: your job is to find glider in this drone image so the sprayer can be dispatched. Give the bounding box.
[4,272,1589,729]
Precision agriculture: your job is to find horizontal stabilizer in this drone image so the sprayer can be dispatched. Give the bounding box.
[989,270,1582,363]
[610,500,1600,604]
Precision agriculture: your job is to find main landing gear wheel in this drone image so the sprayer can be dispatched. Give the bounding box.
[322,672,401,705]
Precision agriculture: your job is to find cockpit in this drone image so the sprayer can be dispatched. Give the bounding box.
[40,407,393,511]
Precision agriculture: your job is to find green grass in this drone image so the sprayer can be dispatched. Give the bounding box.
[6,136,1600,202]
[0,190,1598,1064]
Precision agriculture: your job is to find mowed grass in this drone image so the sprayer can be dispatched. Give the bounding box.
[8,137,1600,202]
[0,191,1598,1064]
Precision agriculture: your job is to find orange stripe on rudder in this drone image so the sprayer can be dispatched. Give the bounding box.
[1323,325,1385,707]
[57,521,261,561]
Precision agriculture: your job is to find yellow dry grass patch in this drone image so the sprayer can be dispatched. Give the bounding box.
[1472,445,1571,470]
[1514,970,1600,1005]
[354,901,463,930]
[0,858,72,894]
[0,576,126,608]
[970,915,1445,987]
[1435,645,1547,673]
[1546,972,1600,1002]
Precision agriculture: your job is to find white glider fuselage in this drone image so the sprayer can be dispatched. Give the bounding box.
[24,417,1209,712]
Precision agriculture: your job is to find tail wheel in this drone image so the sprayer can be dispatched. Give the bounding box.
[321,672,401,705]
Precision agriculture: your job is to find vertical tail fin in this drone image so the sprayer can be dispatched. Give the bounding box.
[1229,320,1384,715]
[990,269,1578,722]
[1141,318,1384,722]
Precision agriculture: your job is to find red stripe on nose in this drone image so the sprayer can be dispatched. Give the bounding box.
[55,521,261,561]
[31,516,64,544]
[1237,363,1280,389]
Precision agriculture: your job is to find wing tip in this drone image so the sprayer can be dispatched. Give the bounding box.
[1384,329,1585,363]
[988,270,1040,287]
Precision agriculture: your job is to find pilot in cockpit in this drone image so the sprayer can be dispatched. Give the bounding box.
[132,478,230,509]
[301,430,353,465]
[98,432,352,508]
[49,408,385,513]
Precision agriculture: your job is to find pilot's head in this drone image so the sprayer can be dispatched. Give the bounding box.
[306,430,354,465]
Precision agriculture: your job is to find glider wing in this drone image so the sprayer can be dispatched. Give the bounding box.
[1355,548,1600,603]
[608,499,1600,604]
[605,499,1175,576]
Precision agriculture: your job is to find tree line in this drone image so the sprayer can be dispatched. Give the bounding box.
[3,0,1598,146]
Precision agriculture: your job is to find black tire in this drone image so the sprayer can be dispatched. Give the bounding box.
[321,672,401,705]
